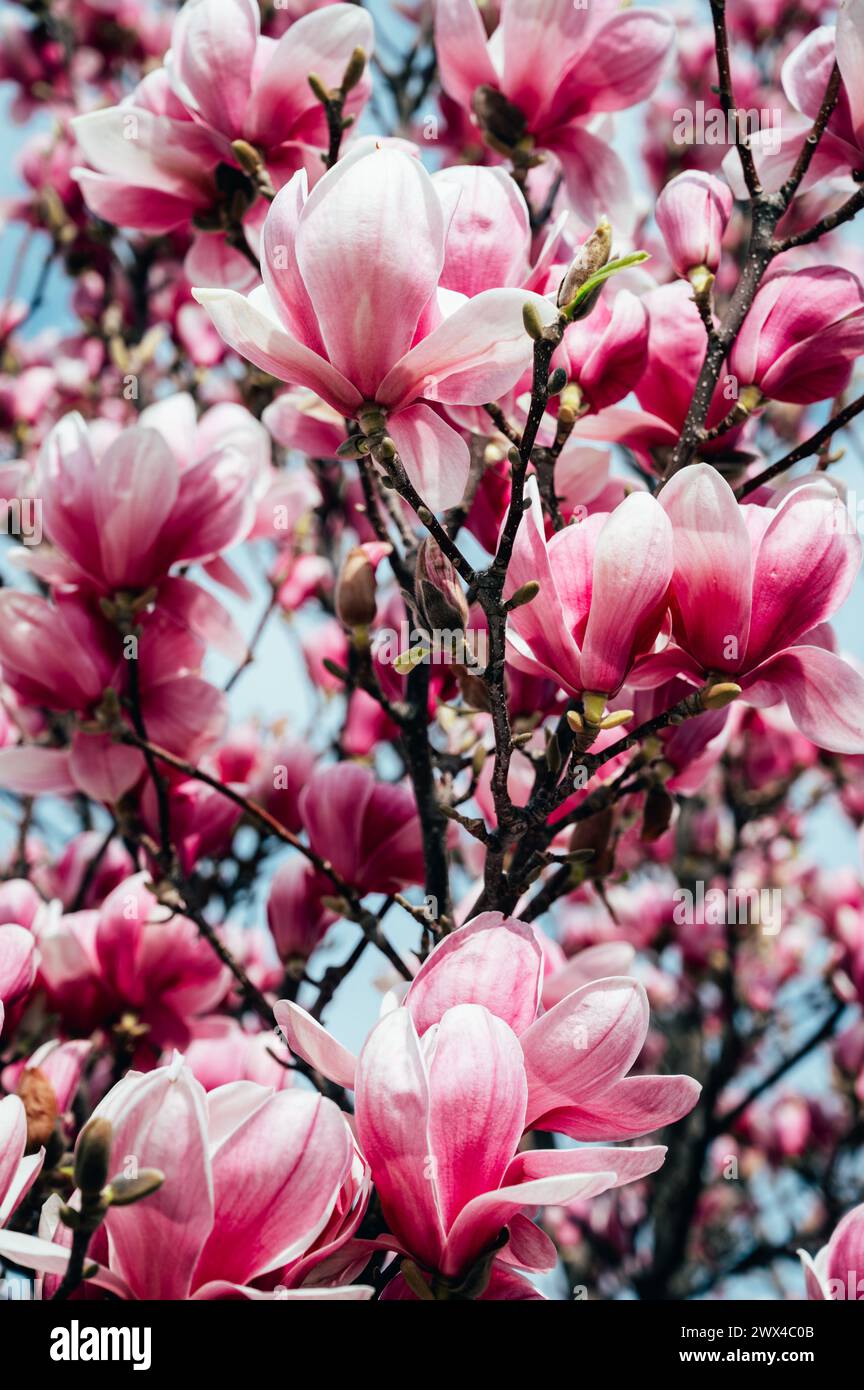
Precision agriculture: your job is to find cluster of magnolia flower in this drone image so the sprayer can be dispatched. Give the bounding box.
[1,0,864,1303]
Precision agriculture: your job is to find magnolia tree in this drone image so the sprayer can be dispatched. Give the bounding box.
[0,0,864,1307]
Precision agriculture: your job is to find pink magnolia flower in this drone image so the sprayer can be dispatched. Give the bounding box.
[300,763,426,895]
[140,772,243,875]
[0,878,42,932]
[71,0,374,285]
[267,857,336,965]
[728,267,864,406]
[0,594,227,802]
[26,403,259,658]
[0,923,37,1037]
[435,0,674,227]
[34,873,229,1054]
[194,144,558,509]
[179,1018,296,1093]
[655,171,733,279]
[434,164,564,298]
[0,1094,44,1229]
[33,832,134,911]
[502,476,673,707]
[0,1054,371,1299]
[276,912,700,1143]
[799,1201,864,1300]
[727,7,864,193]
[352,1003,669,1297]
[553,289,648,414]
[642,464,864,753]
[575,282,748,471]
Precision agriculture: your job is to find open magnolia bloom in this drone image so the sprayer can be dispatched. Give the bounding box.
[0,1095,44,1229]
[193,143,558,510]
[0,1055,372,1300]
[353,1004,670,1300]
[633,464,864,753]
[434,0,674,229]
[502,476,673,712]
[799,1201,864,1300]
[71,0,374,285]
[277,916,698,1300]
[277,913,700,1143]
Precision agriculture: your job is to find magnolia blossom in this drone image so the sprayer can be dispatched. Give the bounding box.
[728,267,864,406]
[0,1094,44,1228]
[435,0,674,228]
[727,2,864,192]
[24,403,258,659]
[276,913,700,1141]
[354,1004,668,1298]
[0,595,227,801]
[194,144,558,509]
[799,1201,864,1300]
[655,170,734,279]
[0,1054,371,1299]
[502,476,673,707]
[71,0,374,285]
[299,762,426,894]
[33,873,229,1050]
[639,464,864,753]
[0,924,37,1038]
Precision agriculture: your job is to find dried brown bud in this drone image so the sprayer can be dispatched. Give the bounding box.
[641,783,675,842]
[17,1067,58,1152]
[335,546,377,629]
[456,668,492,712]
[569,807,615,878]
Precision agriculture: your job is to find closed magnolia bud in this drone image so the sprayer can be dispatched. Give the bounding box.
[266,857,334,964]
[655,171,733,279]
[106,1169,165,1206]
[557,219,613,309]
[230,139,262,176]
[340,46,367,95]
[74,1117,113,1195]
[336,546,377,629]
[416,538,469,632]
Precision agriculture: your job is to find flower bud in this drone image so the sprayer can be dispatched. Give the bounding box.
[582,691,608,726]
[106,1169,164,1206]
[416,538,469,633]
[504,580,540,611]
[231,139,262,176]
[522,302,546,340]
[74,1117,113,1196]
[557,219,613,309]
[335,546,377,630]
[340,46,367,95]
[656,171,733,279]
[700,681,742,711]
